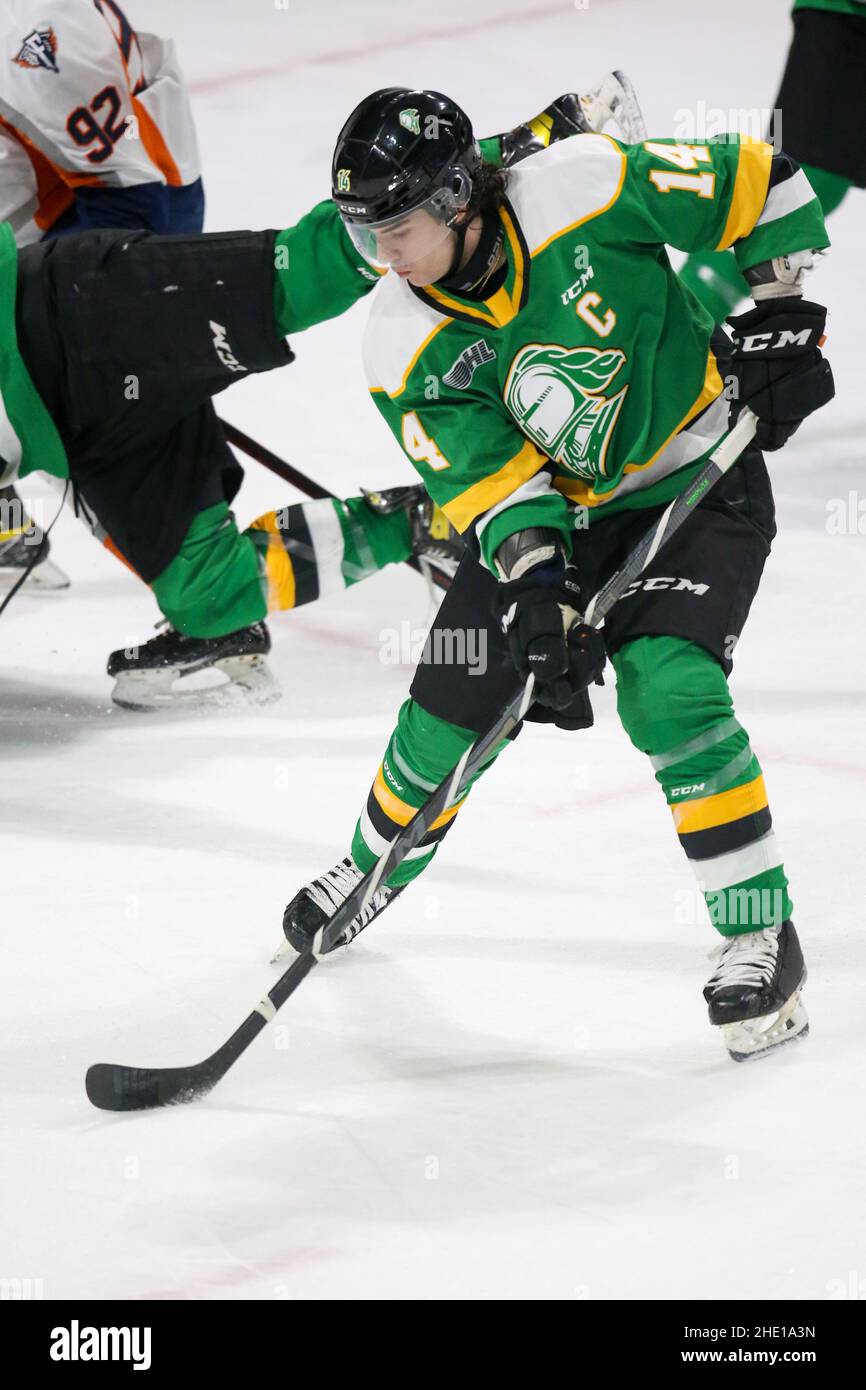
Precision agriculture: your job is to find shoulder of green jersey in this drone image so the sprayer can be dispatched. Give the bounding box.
[507,133,626,255]
[363,271,447,396]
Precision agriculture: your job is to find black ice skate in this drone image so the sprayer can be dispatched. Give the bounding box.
[703,920,809,1062]
[362,484,463,586]
[273,854,401,962]
[0,486,69,591]
[107,620,278,711]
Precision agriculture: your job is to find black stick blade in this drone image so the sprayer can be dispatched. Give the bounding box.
[85,1062,217,1111]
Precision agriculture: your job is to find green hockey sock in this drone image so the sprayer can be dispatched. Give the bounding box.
[246,497,413,610]
[614,636,793,935]
[335,496,412,587]
[351,698,509,888]
[679,248,749,324]
[152,502,267,638]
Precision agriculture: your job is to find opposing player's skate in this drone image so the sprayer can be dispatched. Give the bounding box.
[362,483,463,585]
[107,620,278,711]
[703,920,809,1062]
[273,854,400,962]
[0,485,69,591]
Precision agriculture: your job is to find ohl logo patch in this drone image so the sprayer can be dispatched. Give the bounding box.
[504,344,628,481]
[14,26,59,73]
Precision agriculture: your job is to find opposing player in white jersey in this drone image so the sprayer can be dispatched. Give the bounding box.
[0,0,202,590]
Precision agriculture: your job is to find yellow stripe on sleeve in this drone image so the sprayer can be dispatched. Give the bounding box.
[716,137,773,251]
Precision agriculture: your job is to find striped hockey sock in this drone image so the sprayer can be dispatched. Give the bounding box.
[614,636,793,936]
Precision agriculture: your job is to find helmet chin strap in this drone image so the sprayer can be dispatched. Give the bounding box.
[445,218,470,278]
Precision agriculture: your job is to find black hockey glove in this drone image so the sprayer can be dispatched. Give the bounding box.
[494,536,606,709]
[727,297,834,451]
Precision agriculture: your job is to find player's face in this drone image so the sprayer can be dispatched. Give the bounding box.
[374,208,456,285]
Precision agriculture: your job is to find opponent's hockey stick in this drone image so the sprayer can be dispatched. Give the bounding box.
[85,409,758,1111]
[218,417,450,591]
[219,419,332,500]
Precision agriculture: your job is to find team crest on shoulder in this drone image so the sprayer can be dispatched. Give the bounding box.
[14,26,59,73]
[505,344,628,481]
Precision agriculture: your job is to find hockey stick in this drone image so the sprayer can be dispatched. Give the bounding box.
[84,674,536,1112]
[219,419,332,500]
[218,417,449,590]
[85,409,757,1111]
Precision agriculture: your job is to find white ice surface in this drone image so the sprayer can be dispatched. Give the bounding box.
[2,0,865,1301]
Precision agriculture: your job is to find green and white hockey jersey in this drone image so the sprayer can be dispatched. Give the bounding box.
[363,134,829,569]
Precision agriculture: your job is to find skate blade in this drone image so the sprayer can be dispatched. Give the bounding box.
[111,654,280,712]
[579,70,647,144]
[0,557,70,590]
[722,990,810,1063]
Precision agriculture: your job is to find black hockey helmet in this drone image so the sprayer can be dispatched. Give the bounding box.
[331,88,482,268]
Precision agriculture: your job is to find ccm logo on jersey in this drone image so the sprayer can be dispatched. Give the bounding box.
[620,576,710,598]
[209,321,247,373]
[736,328,814,353]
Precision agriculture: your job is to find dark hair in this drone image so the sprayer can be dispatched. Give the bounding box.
[468,161,510,216]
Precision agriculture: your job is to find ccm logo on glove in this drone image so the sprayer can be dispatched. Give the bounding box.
[727,297,834,451]
[736,326,821,353]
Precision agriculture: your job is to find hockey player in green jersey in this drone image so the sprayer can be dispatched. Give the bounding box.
[0,85,606,708]
[281,88,835,1062]
[680,0,866,322]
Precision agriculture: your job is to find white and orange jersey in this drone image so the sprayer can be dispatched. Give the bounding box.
[0,0,201,244]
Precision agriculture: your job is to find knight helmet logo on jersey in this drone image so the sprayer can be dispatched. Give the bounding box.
[14,26,59,74]
[504,344,629,482]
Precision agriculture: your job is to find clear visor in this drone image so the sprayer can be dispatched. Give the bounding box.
[341,173,471,271]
